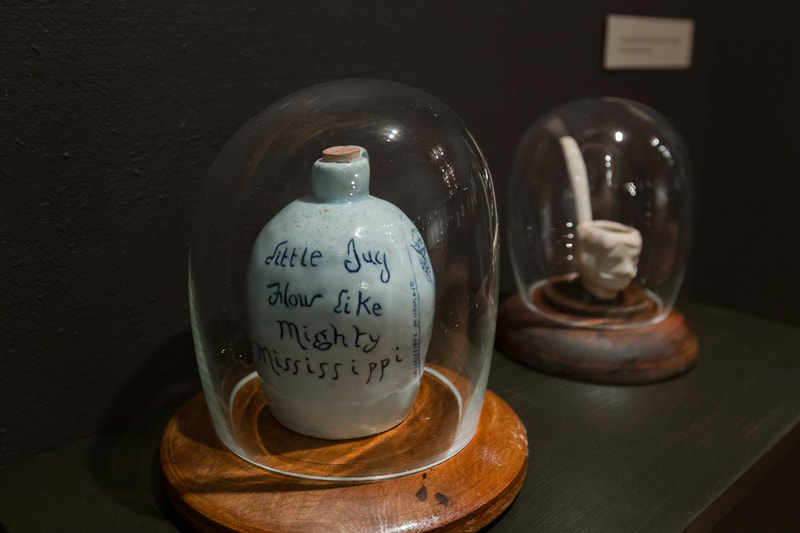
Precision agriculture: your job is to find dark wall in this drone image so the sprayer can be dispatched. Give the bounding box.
[687,2,800,324]
[2,1,797,463]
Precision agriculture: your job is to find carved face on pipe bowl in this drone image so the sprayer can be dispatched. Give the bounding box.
[576,220,642,301]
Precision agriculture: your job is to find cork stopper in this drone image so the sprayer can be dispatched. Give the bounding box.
[322,146,362,163]
[312,145,370,202]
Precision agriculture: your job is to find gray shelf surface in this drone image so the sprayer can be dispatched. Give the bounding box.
[2,301,800,532]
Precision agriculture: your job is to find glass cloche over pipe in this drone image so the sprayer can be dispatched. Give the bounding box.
[498,97,697,384]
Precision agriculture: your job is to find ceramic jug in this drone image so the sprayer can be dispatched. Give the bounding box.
[246,146,435,439]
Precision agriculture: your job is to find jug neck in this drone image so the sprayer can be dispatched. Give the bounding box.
[311,146,370,203]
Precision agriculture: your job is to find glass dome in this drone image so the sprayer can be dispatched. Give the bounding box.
[189,79,498,480]
[507,97,692,329]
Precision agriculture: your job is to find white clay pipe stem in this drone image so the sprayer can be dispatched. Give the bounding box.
[559,135,644,300]
[559,136,593,225]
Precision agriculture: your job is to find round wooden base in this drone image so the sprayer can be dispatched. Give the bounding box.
[496,293,698,384]
[160,388,527,532]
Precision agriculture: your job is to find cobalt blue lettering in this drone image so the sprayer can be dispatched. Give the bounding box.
[267,282,323,308]
[344,238,390,283]
[274,320,377,353]
[334,289,383,316]
[344,239,361,273]
[265,240,322,267]
[257,348,396,384]
[333,289,352,314]
[366,358,391,384]
[356,291,382,316]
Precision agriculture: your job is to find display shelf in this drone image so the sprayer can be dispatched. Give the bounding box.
[2,301,800,532]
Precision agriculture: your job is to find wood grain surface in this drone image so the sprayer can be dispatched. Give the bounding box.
[496,292,698,384]
[160,389,527,532]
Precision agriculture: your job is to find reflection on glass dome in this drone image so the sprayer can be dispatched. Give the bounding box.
[507,97,692,329]
[189,79,498,480]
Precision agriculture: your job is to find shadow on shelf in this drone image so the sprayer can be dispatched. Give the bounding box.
[87,330,201,530]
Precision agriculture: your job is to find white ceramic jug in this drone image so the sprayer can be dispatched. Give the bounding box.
[246,146,435,439]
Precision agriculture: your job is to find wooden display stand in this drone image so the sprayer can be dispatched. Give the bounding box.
[160,370,527,532]
[496,275,698,384]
